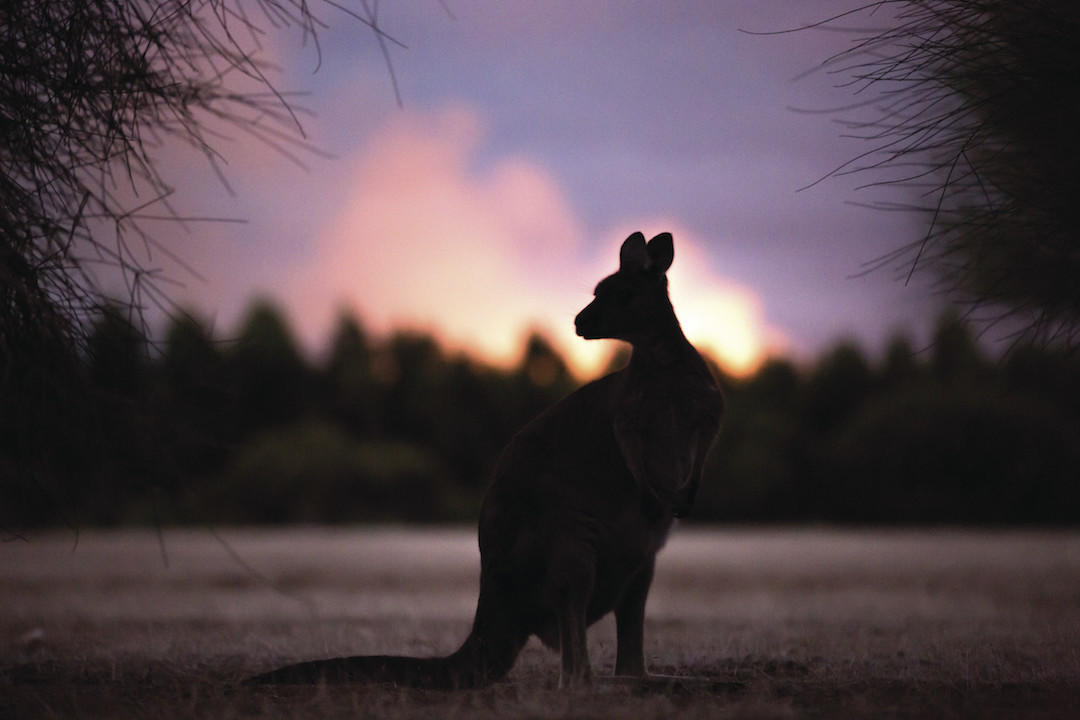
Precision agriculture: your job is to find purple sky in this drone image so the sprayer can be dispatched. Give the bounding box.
[156,1,940,376]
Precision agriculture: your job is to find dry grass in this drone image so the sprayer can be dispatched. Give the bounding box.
[2,527,1079,718]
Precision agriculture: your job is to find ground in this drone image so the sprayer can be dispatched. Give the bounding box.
[2,527,1078,718]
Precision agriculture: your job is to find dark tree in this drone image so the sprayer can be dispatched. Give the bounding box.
[511,333,576,421]
[802,1,1080,348]
[881,334,920,388]
[323,312,377,435]
[88,307,149,396]
[805,341,873,432]
[1,1,395,350]
[163,312,224,396]
[228,300,309,433]
[1,1,397,527]
[929,310,986,383]
[161,311,230,479]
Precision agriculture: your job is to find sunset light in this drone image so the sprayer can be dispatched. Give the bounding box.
[150,1,941,378]
[280,107,782,380]
[669,285,776,378]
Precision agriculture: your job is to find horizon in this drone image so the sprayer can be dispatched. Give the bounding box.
[149,288,936,384]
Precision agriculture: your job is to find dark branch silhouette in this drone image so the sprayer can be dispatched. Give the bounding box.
[0,0,401,527]
[786,1,1080,350]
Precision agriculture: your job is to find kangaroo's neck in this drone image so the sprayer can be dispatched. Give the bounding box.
[627,318,696,372]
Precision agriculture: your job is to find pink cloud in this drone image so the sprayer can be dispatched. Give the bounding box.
[282,105,785,377]
[286,105,588,367]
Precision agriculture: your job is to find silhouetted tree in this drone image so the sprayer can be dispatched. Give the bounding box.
[697,358,805,521]
[743,357,801,412]
[804,341,873,432]
[160,311,230,480]
[377,331,448,442]
[432,358,515,493]
[87,307,148,396]
[808,1,1080,348]
[881,334,921,389]
[930,311,986,384]
[64,306,164,524]
[323,312,377,436]
[1,1,399,527]
[228,301,310,433]
[163,313,222,391]
[511,333,576,422]
[214,421,454,524]
[0,324,92,529]
[520,333,574,390]
[8,305,1080,526]
[1003,345,1080,420]
[833,386,1080,523]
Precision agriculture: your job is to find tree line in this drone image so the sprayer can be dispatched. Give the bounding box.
[4,301,1078,529]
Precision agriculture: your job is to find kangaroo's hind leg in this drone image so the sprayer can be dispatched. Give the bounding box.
[552,550,594,688]
[608,559,716,692]
[614,558,654,677]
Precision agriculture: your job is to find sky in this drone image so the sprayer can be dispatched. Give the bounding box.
[150,1,940,378]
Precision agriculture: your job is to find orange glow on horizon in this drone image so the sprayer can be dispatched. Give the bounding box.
[314,313,768,383]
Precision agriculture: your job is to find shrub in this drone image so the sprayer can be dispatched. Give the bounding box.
[206,421,467,524]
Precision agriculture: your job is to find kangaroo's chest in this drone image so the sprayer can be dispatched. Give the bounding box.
[615,372,718,432]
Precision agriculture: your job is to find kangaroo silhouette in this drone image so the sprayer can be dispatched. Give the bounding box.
[248,231,724,689]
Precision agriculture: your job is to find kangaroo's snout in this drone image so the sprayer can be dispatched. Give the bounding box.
[574,303,597,339]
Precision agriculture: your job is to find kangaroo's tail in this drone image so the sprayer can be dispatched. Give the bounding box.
[245,586,526,689]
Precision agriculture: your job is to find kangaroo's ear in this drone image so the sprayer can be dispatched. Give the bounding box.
[619,231,650,271]
[646,232,674,273]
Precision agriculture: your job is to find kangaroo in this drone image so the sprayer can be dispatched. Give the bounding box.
[248,231,724,689]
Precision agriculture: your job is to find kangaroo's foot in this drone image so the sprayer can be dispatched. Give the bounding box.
[599,673,744,694]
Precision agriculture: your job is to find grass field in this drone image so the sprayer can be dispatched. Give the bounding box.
[2,527,1079,718]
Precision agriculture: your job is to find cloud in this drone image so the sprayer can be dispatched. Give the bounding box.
[286,105,588,365]
[284,104,784,377]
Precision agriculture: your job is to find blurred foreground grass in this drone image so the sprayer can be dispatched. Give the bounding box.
[2,527,1079,718]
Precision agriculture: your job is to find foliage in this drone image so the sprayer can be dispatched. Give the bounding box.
[698,313,1080,524]
[806,1,1080,348]
[830,387,1080,523]
[6,300,1079,528]
[208,420,457,523]
[1,0,388,348]
[0,0,400,533]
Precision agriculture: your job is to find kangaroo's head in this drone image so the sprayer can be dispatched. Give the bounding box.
[574,231,676,344]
